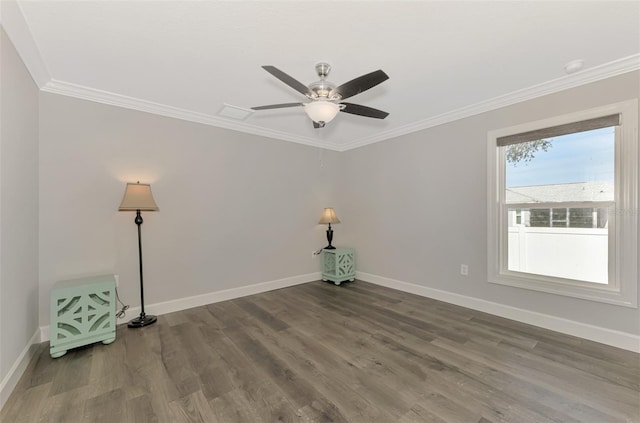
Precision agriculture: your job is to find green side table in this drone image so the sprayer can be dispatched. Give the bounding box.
[50,274,117,358]
[321,248,355,285]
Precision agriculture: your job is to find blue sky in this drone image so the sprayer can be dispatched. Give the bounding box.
[505,127,615,188]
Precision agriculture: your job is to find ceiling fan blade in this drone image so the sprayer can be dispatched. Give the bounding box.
[262,66,315,98]
[313,121,326,129]
[330,70,389,100]
[251,103,303,110]
[340,102,389,119]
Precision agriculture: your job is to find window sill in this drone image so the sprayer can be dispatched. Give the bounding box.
[489,271,637,308]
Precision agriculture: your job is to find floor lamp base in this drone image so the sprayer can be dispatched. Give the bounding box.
[128,314,157,328]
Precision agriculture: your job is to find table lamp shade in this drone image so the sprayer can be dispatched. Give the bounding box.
[318,208,340,224]
[118,182,159,211]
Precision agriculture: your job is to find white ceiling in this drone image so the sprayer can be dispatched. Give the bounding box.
[5,1,640,151]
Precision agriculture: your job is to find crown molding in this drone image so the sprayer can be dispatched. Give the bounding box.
[341,54,640,151]
[41,79,344,151]
[0,0,50,88]
[7,0,637,154]
[40,52,639,152]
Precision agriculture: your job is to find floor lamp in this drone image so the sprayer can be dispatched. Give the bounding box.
[118,182,159,328]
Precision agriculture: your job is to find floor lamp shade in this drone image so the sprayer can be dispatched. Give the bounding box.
[118,182,158,328]
[118,183,159,212]
[319,208,340,249]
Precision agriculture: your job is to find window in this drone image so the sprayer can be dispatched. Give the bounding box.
[487,100,638,307]
[523,207,608,229]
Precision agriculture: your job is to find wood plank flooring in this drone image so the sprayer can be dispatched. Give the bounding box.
[2,281,639,422]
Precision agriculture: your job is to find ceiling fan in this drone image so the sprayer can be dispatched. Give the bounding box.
[251,63,389,128]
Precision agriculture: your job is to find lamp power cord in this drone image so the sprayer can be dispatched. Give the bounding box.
[115,287,129,319]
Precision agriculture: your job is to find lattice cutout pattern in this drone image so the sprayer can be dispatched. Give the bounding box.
[55,291,113,340]
[323,254,336,274]
[338,253,355,276]
[50,275,117,358]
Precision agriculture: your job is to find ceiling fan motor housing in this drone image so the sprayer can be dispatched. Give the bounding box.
[310,62,337,99]
[309,80,337,99]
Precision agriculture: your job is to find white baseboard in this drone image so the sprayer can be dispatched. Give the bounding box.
[40,272,321,342]
[0,329,41,410]
[357,271,640,353]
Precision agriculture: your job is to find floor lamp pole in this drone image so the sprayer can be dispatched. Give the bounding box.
[128,209,157,328]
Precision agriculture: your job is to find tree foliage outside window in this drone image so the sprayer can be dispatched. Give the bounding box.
[506,139,552,165]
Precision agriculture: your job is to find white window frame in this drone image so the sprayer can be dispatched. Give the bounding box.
[487,100,638,307]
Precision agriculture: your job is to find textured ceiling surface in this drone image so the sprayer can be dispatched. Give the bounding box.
[9,1,640,150]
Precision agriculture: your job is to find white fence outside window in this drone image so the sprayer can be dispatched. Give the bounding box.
[507,226,608,284]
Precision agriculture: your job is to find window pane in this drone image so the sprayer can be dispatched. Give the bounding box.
[507,207,609,284]
[503,126,614,285]
[530,209,550,227]
[569,208,595,228]
[551,208,567,227]
[505,127,614,204]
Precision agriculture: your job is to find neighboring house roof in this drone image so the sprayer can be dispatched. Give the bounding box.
[506,181,614,203]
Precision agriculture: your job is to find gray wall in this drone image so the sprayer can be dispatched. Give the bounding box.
[0,27,40,387]
[38,93,341,326]
[339,71,639,335]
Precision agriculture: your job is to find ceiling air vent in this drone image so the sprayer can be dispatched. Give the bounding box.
[218,104,253,121]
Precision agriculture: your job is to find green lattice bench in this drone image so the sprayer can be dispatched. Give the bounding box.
[50,274,117,358]
[321,248,356,285]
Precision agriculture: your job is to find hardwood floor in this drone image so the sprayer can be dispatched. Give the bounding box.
[2,281,639,422]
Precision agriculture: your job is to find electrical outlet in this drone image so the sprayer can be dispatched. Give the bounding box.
[460,264,469,276]
[114,274,120,287]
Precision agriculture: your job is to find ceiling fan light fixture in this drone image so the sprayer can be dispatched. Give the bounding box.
[304,100,339,123]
